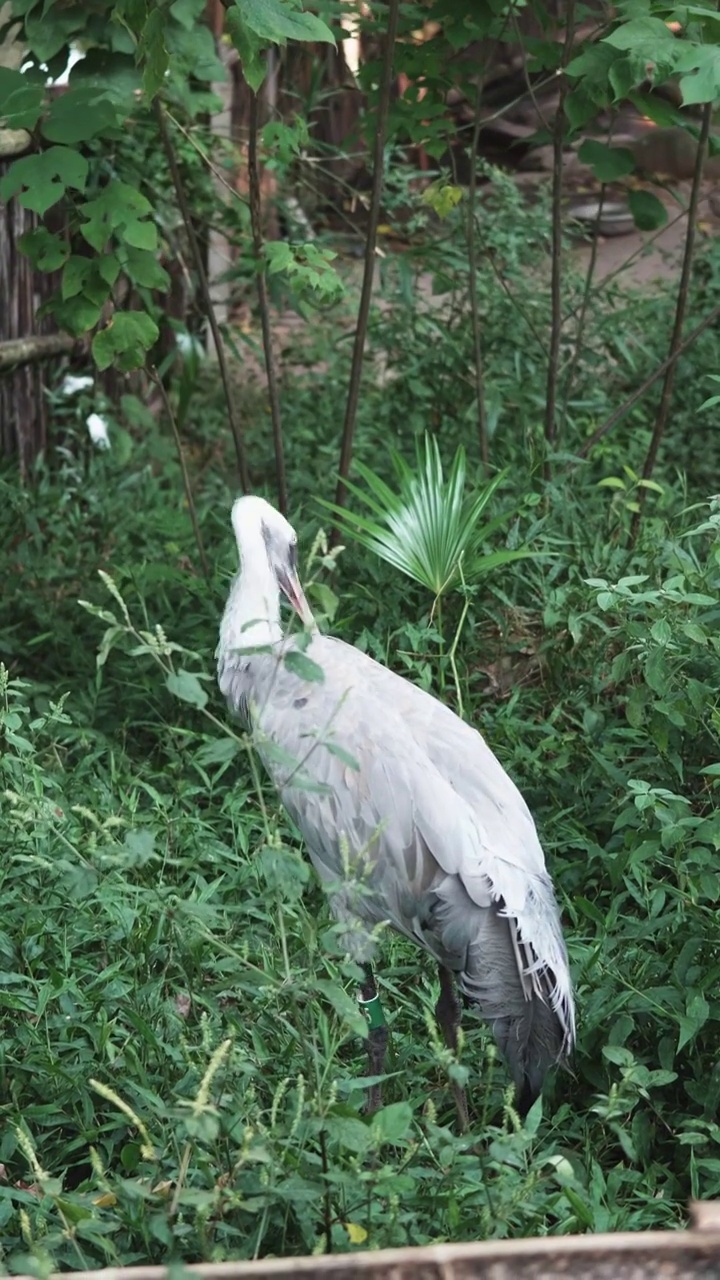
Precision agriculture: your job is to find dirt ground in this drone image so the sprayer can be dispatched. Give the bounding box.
[570,179,719,289]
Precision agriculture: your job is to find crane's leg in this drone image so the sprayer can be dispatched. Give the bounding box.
[435,965,470,1134]
[359,964,388,1114]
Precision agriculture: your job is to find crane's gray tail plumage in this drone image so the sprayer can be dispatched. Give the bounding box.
[420,877,573,1115]
[491,995,568,1116]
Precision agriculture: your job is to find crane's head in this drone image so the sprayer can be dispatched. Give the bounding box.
[231,495,315,628]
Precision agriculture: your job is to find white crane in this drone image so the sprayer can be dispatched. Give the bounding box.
[217,495,575,1127]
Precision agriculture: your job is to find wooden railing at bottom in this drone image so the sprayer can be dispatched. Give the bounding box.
[13,1202,720,1280]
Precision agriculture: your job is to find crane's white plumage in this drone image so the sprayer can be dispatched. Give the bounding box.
[217,495,575,1111]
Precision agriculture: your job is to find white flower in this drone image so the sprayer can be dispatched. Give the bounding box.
[86,413,111,450]
[61,374,94,397]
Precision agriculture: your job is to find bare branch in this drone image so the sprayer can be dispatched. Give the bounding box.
[248,90,287,514]
[333,0,401,516]
[0,333,78,370]
[569,305,720,464]
[630,99,713,544]
[155,99,251,493]
[149,367,211,582]
[543,1,576,478]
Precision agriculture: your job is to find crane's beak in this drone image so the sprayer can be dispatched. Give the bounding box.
[277,563,316,630]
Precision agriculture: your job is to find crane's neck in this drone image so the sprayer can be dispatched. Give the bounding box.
[218,560,283,655]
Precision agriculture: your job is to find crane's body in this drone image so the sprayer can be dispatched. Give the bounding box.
[217,496,575,1120]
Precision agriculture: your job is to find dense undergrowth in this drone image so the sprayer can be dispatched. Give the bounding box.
[2,183,720,1270]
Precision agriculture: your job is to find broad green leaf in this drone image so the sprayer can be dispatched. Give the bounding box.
[315,979,367,1037]
[194,738,240,766]
[24,9,86,62]
[0,67,45,130]
[604,17,678,55]
[170,0,207,28]
[283,650,325,683]
[231,0,335,46]
[371,1101,413,1145]
[678,993,710,1051]
[92,311,159,371]
[608,52,648,100]
[628,91,682,129]
[565,86,599,130]
[226,8,268,92]
[41,90,121,144]
[628,189,667,232]
[121,248,170,290]
[578,140,635,183]
[140,8,169,99]
[421,180,464,219]
[53,295,104,336]
[18,227,69,272]
[63,256,110,304]
[69,50,143,105]
[0,146,88,214]
[165,669,209,709]
[675,45,720,106]
[80,181,155,252]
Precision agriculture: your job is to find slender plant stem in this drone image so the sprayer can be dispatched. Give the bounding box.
[543,1,576,478]
[333,0,401,519]
[629,100,713,546]
[149,367,211,581]
[248,91,288,513]
[467,77,489,474]
[568,305,720,466]
[319,1126,333,1253]
[155,99,251,493]
[559,182,606,426]
[485,248,549,358]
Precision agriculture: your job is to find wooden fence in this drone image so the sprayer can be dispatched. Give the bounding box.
[14,1203,720,1280]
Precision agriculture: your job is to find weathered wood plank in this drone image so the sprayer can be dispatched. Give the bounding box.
[12,1217,720,1280]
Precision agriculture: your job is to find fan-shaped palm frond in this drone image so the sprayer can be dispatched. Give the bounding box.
[323,436,530,600]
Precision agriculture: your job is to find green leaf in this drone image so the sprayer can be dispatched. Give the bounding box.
[628,189,667,232]
[165,669,209,709]
[315,979,368,1038]
[41,90,121,144]
[53,295,105,337]
[231,0,335,46]
[140,8,170,99]
[226,8,268,92]
[676,45,720,106]
[371,1101,413,1145]
[678,993,710,1051]
[0,67,45,130]
[323,741,360,771]
[92,311,159,371]
[565,86,599,130]
[578,140,635,182]
[604,17,678,56]
[80,181,155,253]
[121,248,170,290]
[421,180,464,219]
[18,227,69,272]
[0,146,88,215]
[283,650,325,683]
[24,8,87,62]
